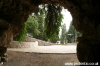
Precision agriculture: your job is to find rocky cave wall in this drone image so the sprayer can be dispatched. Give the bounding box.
[0,0,79,47]
[0,0,100,63]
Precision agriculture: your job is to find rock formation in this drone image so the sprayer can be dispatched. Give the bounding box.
[0,0,100,65]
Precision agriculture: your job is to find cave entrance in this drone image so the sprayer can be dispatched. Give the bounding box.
[24,4,79,45]
[10,4,81,54]
[1,0,100,65]
[0,0,83,65]
[5,4,80,65]
[25,4,74,44]
[25,4,82,45]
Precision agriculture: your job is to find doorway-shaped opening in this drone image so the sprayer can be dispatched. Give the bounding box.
[12,4,81,53]
[60,8,82,45]
[1,0,100,66]
[13,4,80,46]
[6,4,78,66]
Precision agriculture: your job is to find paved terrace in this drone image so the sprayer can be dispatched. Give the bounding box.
[8,45,77,53]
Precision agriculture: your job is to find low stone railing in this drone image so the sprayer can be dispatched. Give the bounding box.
[9,41,38,48]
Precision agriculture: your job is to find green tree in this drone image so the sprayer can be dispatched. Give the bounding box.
[14,22,27,42]
[33,5,47,40]
[15,4,64,42]
[49,34,59,43]
[45,4,63,39]
[34,4,63,42]
[67,22,81,43]
[60,24,67,44]
[26,15,40,37]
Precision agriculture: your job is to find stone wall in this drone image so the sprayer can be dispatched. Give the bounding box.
[22,37,52,46]
[9,41,38,48]
[9,37,53,48]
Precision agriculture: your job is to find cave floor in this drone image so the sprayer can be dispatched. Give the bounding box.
[4,51,79,66]
[3,45,79,66]
[7,45,76,53]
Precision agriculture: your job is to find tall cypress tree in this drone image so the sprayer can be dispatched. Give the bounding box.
[67,22,81,43]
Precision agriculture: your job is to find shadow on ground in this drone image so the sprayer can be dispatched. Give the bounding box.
[3,51,79,66]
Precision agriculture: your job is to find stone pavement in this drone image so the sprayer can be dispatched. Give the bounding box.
[8,45,76,53]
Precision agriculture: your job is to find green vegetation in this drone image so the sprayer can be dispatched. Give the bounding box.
[15,4,63,43]
[45,4,63,38]
[60,21,82,44]
[14,4,81,44]
[14,22,27,43]
[66,22,81,43]
[26,15,40,36]
[60,24,67,44]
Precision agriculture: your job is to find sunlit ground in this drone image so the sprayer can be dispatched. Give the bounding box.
[8,43,76,53]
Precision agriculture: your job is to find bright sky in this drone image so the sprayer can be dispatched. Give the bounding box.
[61,8,72,31]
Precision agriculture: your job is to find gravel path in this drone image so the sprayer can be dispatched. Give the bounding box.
[8,45,76,53]
[3,45,79,66]
[3,51,79,66]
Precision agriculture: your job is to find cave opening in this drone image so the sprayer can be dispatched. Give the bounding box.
[1,0,100,66]
[23,4,82,45]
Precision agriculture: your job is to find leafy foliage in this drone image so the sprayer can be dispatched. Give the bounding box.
[67,22,81,43]
[45,4,63,38]
[33,5,47,40]
[49,34,60,43]
[14,4,64,43]
[60,24,67,44]
[26,15,40,36]
[14,22,27,43]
